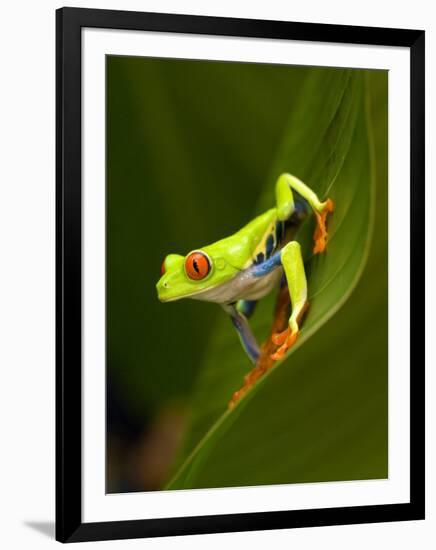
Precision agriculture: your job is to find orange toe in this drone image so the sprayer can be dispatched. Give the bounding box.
[313,199,334,254]
[272,326,291,346]
[270,327,298,361]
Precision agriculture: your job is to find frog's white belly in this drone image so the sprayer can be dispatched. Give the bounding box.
[191,266,283,304]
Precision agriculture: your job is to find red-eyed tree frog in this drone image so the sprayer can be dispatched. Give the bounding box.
[156,173,333,365]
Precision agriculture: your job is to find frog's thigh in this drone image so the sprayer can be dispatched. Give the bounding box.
[281,241,308,333]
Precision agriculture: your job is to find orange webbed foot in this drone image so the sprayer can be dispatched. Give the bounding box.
[270,326,299,361]
[313,198,334,254]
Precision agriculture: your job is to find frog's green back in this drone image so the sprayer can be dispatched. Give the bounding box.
[203,208,277,270]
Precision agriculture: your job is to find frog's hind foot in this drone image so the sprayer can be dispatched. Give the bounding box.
[228,323,298,409]
[228,364,267,409]
[228,338,279,409]
[228,286,292,410]
[229,317,304,409]
[313,198,334,254]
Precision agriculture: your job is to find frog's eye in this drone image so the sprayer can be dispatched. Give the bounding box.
[185,251,211,280]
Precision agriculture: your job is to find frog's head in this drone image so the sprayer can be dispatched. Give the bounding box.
[156,243,241,303]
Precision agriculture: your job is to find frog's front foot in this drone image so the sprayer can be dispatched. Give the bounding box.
[270,326,299,361]
[270,300,308,362]
[313,198,334,254]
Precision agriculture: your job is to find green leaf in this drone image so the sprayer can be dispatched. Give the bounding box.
[166,69,387,490]
[107,58,314,492]
[106,57,309,420]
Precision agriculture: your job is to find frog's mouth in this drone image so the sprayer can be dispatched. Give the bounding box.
[157,284,220,303]
[156,278,218,303]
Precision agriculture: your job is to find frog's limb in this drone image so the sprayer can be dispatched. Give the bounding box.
[271,241,308,361]
[275,173,334,254]
[223,303,260,364]
[228,285,290,409]
[236,300,257,319]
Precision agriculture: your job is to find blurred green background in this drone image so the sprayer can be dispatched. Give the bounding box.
[106,56,387,493]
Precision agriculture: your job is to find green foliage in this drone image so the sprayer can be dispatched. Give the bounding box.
[107,58,309,420]
[107,58,387,492]
[166,70,387,490]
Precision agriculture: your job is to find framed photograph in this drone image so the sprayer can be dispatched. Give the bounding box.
[56,7,425,543]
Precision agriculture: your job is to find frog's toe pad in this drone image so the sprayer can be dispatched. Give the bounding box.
[271,326,299,360]
[313,198,334,254]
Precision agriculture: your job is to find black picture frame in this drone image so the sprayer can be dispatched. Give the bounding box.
[56,6,425,543]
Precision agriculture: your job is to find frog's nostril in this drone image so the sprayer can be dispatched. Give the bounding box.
[163,282,169,288]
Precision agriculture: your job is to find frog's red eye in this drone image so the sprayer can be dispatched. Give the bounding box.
[161,259,166,275]
[185,251,211,280]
